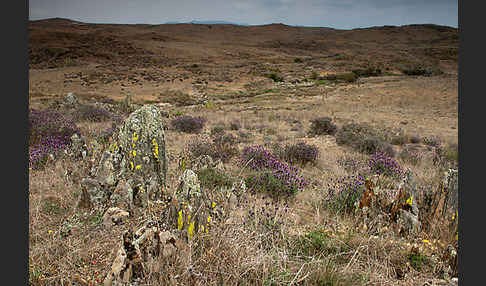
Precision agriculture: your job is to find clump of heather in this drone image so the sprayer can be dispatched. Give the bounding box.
[171,115,205,133]
[241,145,308,197]
[326,175,366,214]
[188,132,239,163]
[368,151,403,178]
[308,117,338,136]
[282,142,319,165]
[29,108,79,169]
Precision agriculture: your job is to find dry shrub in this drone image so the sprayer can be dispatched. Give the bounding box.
[171,115,206,133]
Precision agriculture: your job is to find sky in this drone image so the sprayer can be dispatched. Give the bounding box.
[29,0,458,30]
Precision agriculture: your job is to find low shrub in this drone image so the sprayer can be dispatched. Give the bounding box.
[409,135,422,144]
[368,151,403,178]
[241,145,308,197]
[229,120,241,130]
[401,66,433,76]
[335,123,395,156]
[308,117,338,136]
[210,125,226,136]
[212,133,239,162]
[73,104,113,122]
[266,72,284,82]
[282,142,319,166]
[197,167,233,190]
[292,230,341,257]
[324,72,357,83]
[188,132,239,163]
[29,108,80,169]
[171,115,205,133]
[352,67,382,77]
[326,175,366,214]
[294,58,303,63]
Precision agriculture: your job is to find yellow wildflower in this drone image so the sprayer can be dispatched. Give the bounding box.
[133,132,138,142]
[187,221,195,240]
[135,164,141,170]
[406,195,413,207]
[178,210,184,230]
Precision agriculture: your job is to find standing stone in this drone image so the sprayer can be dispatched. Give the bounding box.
[117,105,168,195]
[81,104,168,210]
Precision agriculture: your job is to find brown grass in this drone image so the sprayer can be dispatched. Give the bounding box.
[29,29,457,284]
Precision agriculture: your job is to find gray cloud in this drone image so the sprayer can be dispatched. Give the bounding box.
[28,0,458,28]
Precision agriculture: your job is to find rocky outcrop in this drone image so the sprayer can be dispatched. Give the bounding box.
[78,104,168,210]
[103,226,189,286]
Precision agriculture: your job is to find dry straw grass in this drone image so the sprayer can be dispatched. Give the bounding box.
[29,74,458,285]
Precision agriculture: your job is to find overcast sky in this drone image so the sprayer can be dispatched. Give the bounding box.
[29,0,458,29]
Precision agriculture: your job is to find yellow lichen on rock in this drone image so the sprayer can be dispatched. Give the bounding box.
[152,138,159,161]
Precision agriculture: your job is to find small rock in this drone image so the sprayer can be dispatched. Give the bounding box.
[102,207,129,228]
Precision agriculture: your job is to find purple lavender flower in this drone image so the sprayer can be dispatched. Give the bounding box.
[368,151,403,178]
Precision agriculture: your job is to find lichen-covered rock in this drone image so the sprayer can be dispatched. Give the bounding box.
[84,104,168,210]
[191,154,225,173]
[80,178,106,208]
[95,150,124,187]
[66,133,89,159]
[176,169,201,202]
[102,207,130,228]
[117,105,168,204]
[103,226,189,286]
[397,209,421,235]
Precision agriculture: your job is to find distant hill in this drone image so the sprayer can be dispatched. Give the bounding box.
[165,20,250,26]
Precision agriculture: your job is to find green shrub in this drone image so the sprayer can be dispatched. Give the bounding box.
[294,58,303,63]
[408,253,430,271]
[308,117,338,136]
[210,125,226,136]
[352,67,382,77]
[292,230,340,257]
[266,72,284,82]
[326,175,366,214]
[197,168,233,190]
[281,142,319,166]
[409,135,422,144]
[171,115,205,133]
[229,120,241,130]
[324,72,357,83]
[335,123,394,156]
